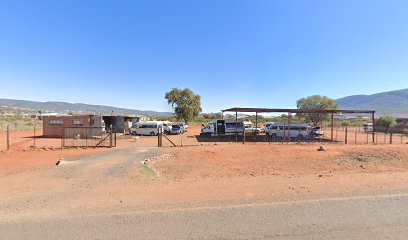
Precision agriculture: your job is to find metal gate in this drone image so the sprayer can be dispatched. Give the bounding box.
[62,127,116,148]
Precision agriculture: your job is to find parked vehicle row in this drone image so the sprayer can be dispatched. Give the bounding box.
[200,120,324,139]
[130,121,188,136]
[201,120,262,135]
[265,123,324,139]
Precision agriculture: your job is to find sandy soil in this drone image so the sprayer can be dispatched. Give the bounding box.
[1,126,408,223]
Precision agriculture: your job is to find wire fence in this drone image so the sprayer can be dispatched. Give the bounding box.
[158,127,408,147]
[62,127,116,148]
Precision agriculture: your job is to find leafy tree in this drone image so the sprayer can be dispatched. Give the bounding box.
[165,88,202,124]
[376,115,397,133]
[296,95,339,126]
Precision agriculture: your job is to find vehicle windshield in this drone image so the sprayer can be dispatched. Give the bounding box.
[172,125,180,129]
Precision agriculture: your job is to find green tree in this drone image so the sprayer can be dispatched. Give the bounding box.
[376,115,397,133]
[296,95,339,126]
[165,88,202,124]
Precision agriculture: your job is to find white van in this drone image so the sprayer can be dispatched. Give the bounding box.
[130,121,164,136]
[201,119,245,135]
[266,123,310,139]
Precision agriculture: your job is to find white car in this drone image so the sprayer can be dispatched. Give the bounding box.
[265,123,310,140]
[130,121,164,136]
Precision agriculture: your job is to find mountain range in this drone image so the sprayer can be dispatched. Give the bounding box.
[1,88,407,117]
[335,88,408,117]
[0,99,173,117]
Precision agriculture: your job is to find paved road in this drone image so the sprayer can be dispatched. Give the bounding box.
[1,192,408,239]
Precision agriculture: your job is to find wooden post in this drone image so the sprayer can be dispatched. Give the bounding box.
[390,133,393,144]
[372,112,375,143]
[110,127,113,148]
[6,125,10,151]
[345,127,348,144]
[180,130,183,147]
[243,127,245,144]
[235,110,238,143]
[33,125,36,148]
[255,112,258,143]
[335,127,338,141]
[366,131,369,144]
[355,130,357,144]
[287,112,291,144]
[330,112,334,142]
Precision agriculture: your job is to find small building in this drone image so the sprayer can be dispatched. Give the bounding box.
[43,115,103,137]
[102,116,147,133]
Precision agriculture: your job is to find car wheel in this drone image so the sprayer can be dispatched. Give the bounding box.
[298,134,304,141]
[132,131,137,136]
[150,132,155,136]
[271,133,277,140]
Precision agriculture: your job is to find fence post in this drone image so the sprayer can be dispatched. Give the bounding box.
[345,127,348,144]
[85,127,88,148]
[61,127,64,149]
[158,128,162,147]
[6,125,10,151]
[110,127,113,148]
[355,130,357,144]
[335,127,338,141]
[390,133,393,144]
[180,130,183,147]
[33,125,36,149]
[366,131,369,144]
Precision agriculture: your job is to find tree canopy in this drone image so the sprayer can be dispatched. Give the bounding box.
[376,115,397,132]
[296,95,339,126]
[165,88,202,124]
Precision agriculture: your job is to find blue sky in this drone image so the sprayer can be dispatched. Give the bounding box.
[0,0,407,113]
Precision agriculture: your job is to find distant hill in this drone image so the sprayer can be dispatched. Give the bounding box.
[336,89,408,117]
[0,99,173,117]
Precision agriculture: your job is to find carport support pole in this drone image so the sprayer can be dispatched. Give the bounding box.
[235,110,238,142]
[330,112,334,142]
[319,113,323,130]
[372,112,375,143]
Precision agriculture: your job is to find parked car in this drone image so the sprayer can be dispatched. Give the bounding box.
[169,124,184,135]
[362,123,373,132]
[243,121,262,134]
[265,123,310,140]
[309,126,324,137]
[130,121,164,136]
[161,121,172,133]
[178,123,189,132]
[200,119,245,136]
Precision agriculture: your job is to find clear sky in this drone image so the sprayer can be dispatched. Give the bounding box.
[0,0,407,113]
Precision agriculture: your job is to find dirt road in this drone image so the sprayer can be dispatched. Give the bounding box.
[1,133,408,239]
[2,191,408,239]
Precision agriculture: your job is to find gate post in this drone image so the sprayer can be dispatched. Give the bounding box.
[345,127,348,144]
[110,127,113,148]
